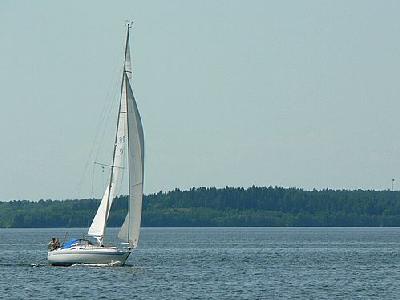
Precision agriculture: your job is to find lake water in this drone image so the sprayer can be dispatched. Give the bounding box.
[1,227,400,299]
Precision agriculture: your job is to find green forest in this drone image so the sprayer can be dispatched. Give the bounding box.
[1,186,400,228]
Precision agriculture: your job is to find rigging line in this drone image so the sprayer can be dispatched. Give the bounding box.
[92,75,120,166]
[78,102,110,197]
[93,161,110,167]
[92,89,120,199]
[101,74,125,242]
[76,82,116,196]
[76,30,126,199]
[82,64,117,159]
[93,64,123,160]
[75,57,123,198]
[94,161,125,169]
[90,161,95,199]
[75,26,130,199]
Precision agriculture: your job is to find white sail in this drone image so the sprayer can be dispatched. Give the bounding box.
[118,72,144,248]
[88,91,127,239]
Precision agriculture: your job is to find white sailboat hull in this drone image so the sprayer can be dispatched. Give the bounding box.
[48,246,130,266]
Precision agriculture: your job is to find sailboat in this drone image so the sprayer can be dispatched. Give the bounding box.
[48,23,144,266]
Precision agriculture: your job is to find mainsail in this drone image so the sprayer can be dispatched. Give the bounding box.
[88,24,144,247]
[118,72,144,247]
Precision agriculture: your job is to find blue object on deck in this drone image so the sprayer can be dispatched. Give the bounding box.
[62,239,79,249]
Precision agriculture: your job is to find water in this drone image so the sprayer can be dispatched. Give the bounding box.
[1,227,400,299]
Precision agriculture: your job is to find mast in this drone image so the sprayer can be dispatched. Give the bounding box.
[125,22,132,243]
[124,22,133,79]
[101,22,133,243]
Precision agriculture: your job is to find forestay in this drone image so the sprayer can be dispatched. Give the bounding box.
[88,90,127,239]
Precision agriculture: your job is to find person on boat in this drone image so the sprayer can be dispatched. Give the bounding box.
[48,237,60,251]
[54,238,60,249]
[48,238,56,251]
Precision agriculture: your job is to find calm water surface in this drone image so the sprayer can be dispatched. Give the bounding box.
[1,227,400,299]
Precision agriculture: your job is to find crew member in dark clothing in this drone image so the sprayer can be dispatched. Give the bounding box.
[48,237,60,251]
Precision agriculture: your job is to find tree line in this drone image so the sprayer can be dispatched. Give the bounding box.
[1,186,400,228]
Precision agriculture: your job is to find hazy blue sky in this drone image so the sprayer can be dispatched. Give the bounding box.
[1,0,400,200]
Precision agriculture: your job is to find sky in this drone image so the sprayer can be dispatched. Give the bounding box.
[1,0,400,200]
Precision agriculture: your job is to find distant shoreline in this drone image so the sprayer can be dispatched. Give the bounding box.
[1,186,400,228]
